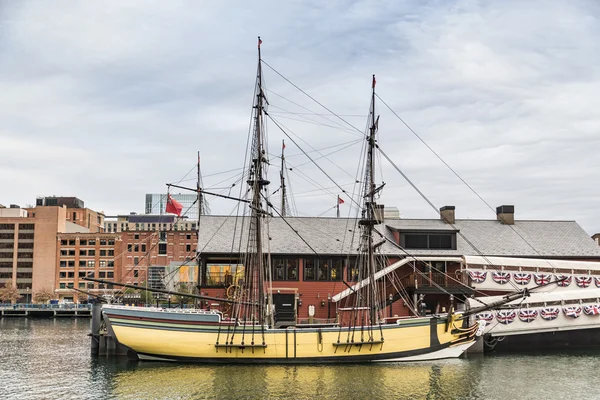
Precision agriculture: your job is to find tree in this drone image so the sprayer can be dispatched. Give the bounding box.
[33,288,54,304]
[0,281,22,304]
[122,285,153,305]
[172,282,195,305]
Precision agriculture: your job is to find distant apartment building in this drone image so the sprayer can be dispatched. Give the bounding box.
[55,232,121,302]
[118,229,198,291]
[35,196,105,233]
[0,197,106,303]
[104,213,196,233]
[145,193,199,220]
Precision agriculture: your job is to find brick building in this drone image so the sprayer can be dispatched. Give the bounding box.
[0,198,106,303]
[195,205,600,322]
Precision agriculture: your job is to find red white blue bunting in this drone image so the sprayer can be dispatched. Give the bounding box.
[540,307,560,321]
[518,309,538,322]
[492,271,511,285]
[497,309,516,324]
[555,274,572,287]
[595,277,600,288]
[475,312,494,322]
[563,305,582,318]
[575,276,593,288]
[514,272,532,285]
[468,270,487,283]
[584,304,600,316]
[534,273,552,286]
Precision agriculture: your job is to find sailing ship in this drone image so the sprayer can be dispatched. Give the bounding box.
[97,38,487,363]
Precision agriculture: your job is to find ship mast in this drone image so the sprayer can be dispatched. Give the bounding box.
[243,36,270,326]
[280,140,287,217]
[361,74,381,325]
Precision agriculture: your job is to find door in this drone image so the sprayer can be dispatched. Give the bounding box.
[273,293,296,324]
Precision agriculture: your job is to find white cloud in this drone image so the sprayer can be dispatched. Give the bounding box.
[0,0,599,235]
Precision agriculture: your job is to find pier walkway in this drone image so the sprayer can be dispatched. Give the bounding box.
[0,304,92,318]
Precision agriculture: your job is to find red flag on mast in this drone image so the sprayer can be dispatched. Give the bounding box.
[337,196,345,205]
[165,194,183,216]
[372,75,376,89]
[258,37,263,48]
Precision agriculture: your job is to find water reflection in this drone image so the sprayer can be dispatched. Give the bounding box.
[2,319,599,400]
[104,359,483,400]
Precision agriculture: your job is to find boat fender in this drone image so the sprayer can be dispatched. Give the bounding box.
[317,329,323,352]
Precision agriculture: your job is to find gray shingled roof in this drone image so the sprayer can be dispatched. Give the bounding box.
[197,216,600,258]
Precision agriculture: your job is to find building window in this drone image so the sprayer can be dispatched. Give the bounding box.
[401,232,455,250]
[60,239,67,246]
[99,260,106,268]
[127,244,132,252]
[108,250,114,256]
[107,260,114,268]
[88,260,95,268]
[79,271,86,278]
[134,270,139,278]
[59,272,66,278]
[134,244,139,252]
[80,239,87,246]
[88,249,95,256]
[107,272,114,278]
[158,243,167,255]
[79,260,86,267]
[140,244,146,253]
[68,239,75,246]
[88,239,96,246]
[330,259,343,281]
[303,259,317,281]
[59,283,66,289]
[60,261,67,268]
[79,249,87,256]
[186,244,191,252]
[79,282,85,289]
[99,272,106,278]
[100,239,107,246]
[186,234,191,240]
[68,272,75,278]
[318,261,329,281]
[272,258,298,281]
[347,258,359,282]
[87,283,94,289]
[100,250,106,256]
[72,212,77,221]
[68,260,74,267]
[133,257,139,265]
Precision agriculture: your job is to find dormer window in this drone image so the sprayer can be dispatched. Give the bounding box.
[400,231,456,250]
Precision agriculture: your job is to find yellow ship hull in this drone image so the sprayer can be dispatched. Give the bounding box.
[103,306,478,363]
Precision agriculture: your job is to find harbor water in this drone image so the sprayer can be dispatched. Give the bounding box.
[1,318,599,400]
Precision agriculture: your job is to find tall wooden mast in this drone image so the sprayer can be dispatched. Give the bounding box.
[361,74,380,325]
[242,36,270,326]
[280,140,287,217]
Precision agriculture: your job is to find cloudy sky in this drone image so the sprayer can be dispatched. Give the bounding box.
[1,0,599,234]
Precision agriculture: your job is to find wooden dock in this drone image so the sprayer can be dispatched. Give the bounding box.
[0,305,92,318]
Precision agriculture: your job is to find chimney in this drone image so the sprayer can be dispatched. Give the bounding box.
[440,206,455,224]
[496,205,515,225]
